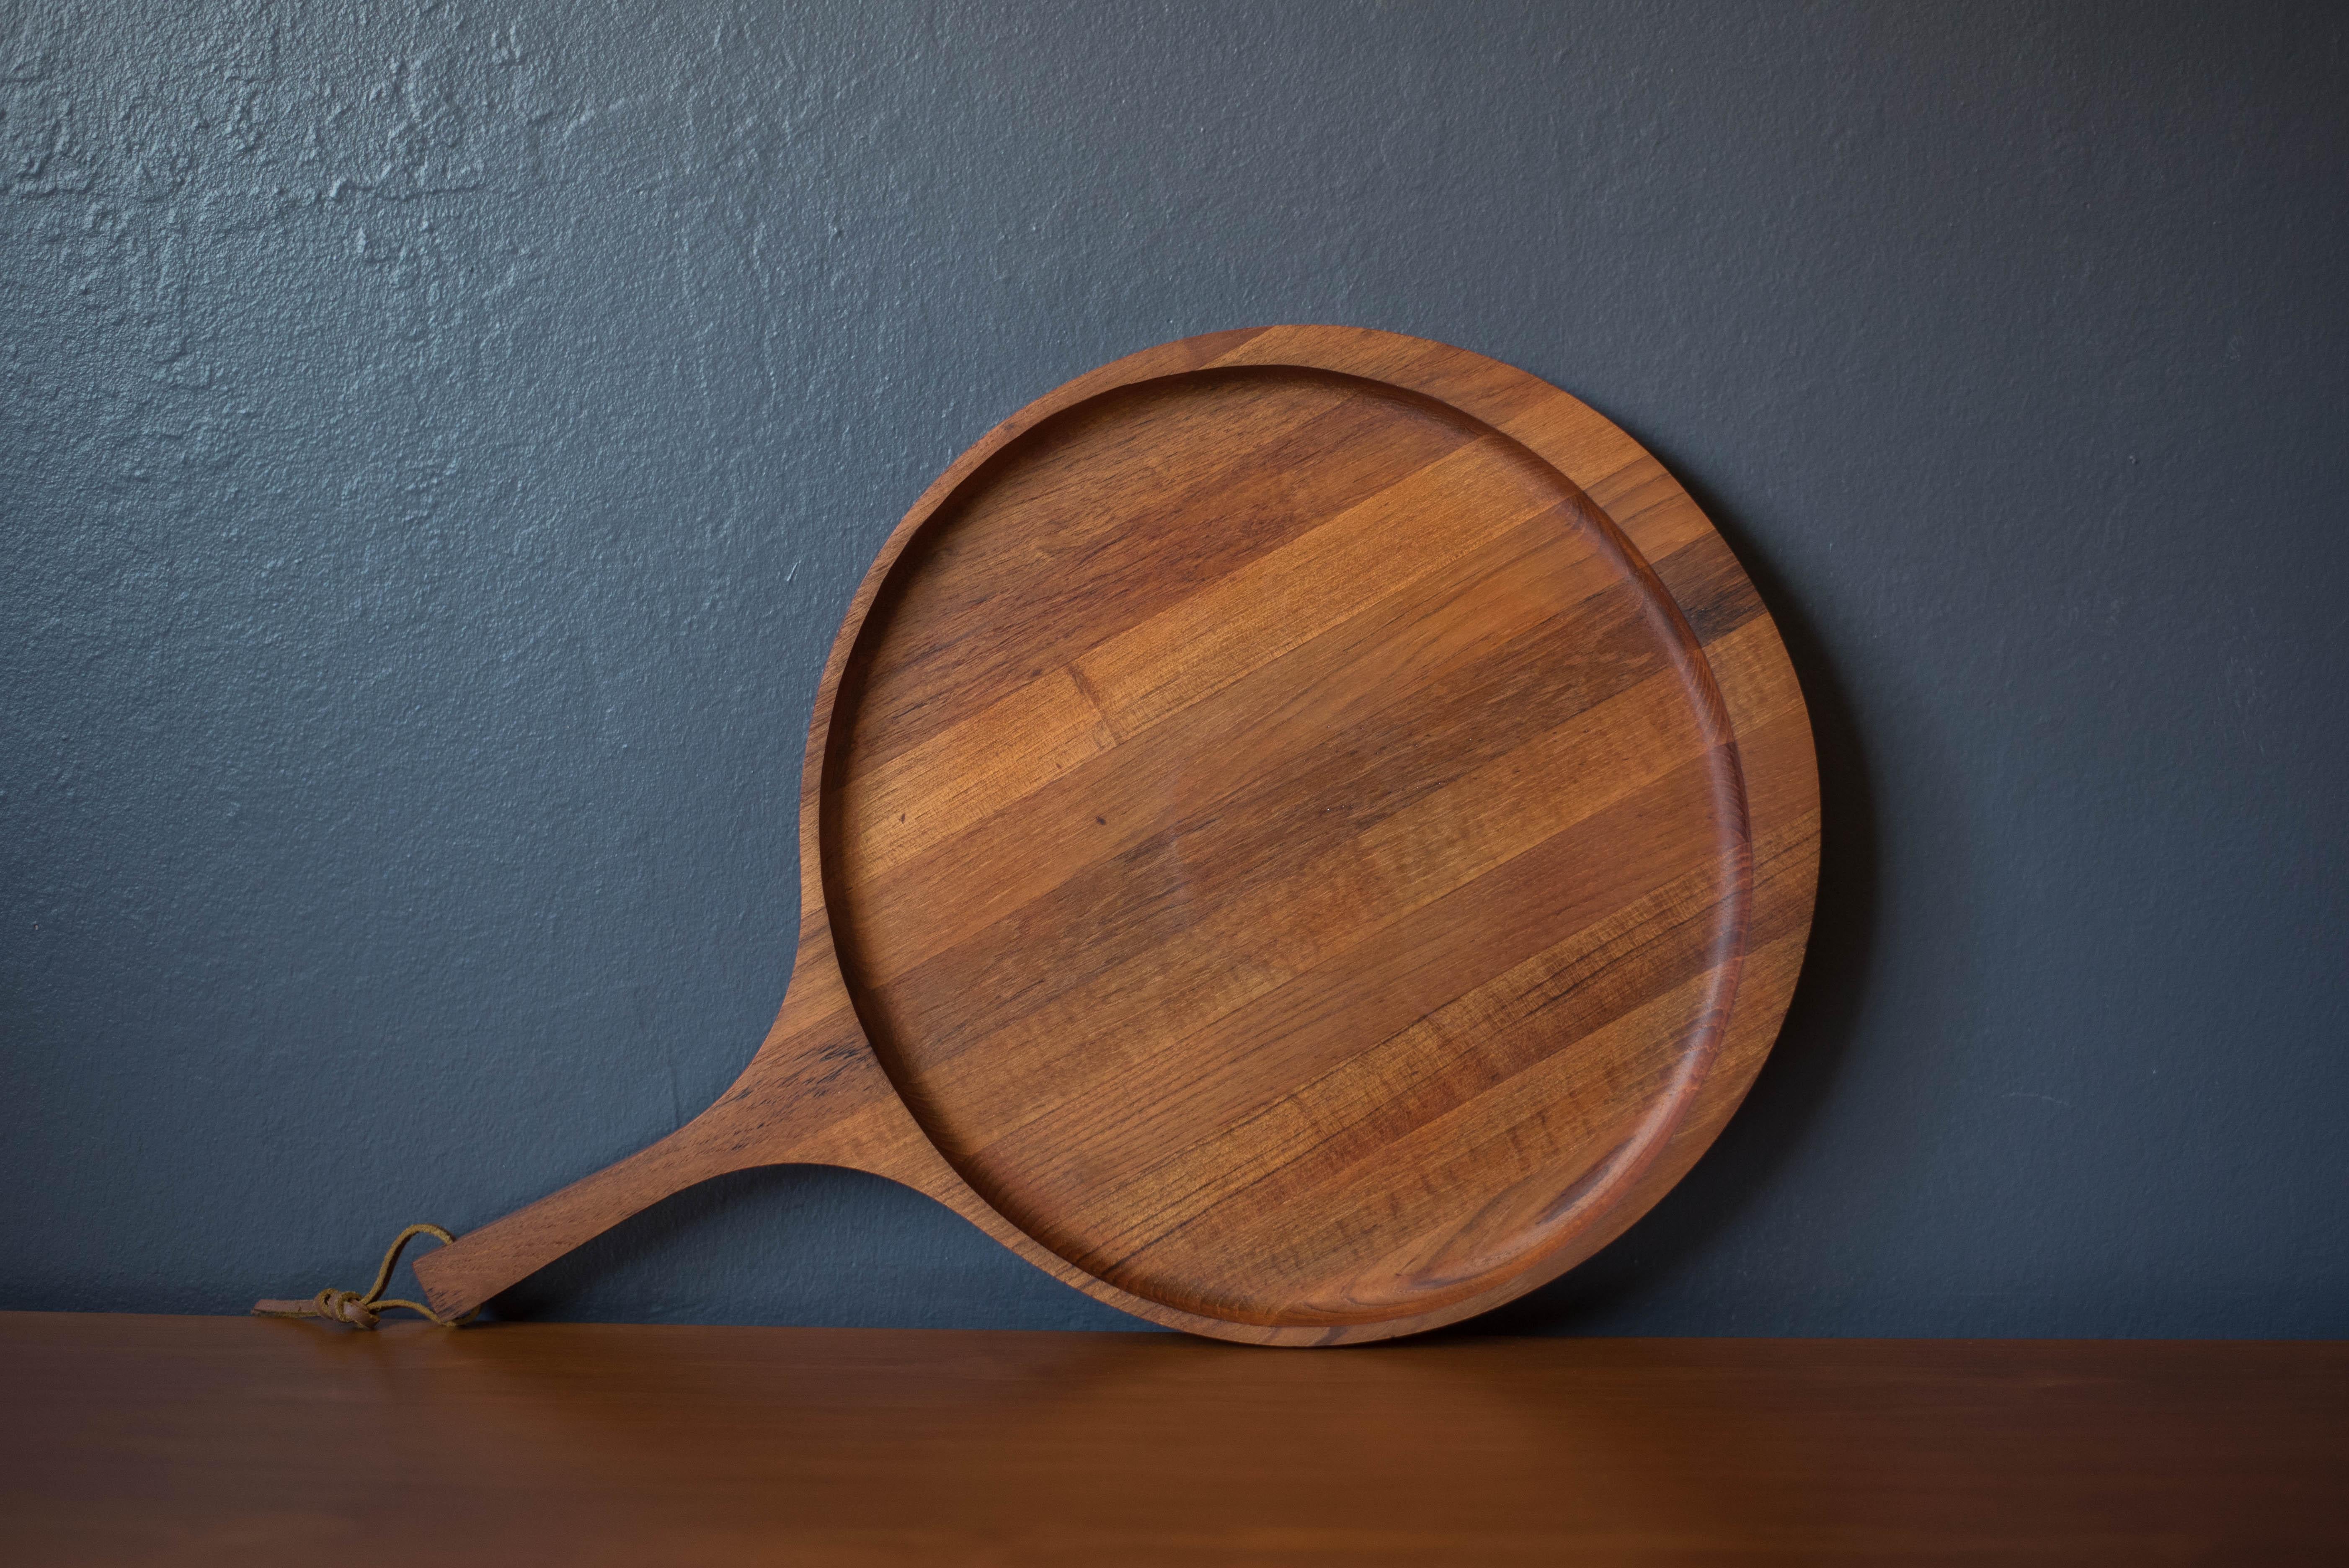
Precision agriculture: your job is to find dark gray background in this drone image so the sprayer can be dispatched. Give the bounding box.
[4,0,2343,1336]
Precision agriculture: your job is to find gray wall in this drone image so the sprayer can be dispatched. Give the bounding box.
[4,0,2343,1336]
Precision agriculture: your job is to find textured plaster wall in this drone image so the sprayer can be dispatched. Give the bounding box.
[3,1,2344,1334]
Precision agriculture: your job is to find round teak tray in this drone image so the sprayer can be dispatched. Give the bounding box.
[413,326,1820,1344]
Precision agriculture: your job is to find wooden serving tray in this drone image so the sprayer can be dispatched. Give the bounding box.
[413,327,1820,1344]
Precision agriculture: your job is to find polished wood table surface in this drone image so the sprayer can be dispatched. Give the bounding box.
[3,1314,2340,1565]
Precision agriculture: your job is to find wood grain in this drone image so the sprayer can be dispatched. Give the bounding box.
[408,327,1821,1343]
[10,1315,2345,1567]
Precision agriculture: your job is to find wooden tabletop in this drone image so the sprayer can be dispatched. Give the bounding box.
[3,1314,2340,1565]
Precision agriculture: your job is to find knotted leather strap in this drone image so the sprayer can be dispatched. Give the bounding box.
[253,1223,477,1329]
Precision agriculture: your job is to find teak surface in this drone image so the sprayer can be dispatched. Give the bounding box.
[8,1315,2344,1567]
[411,327,1820,1343]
